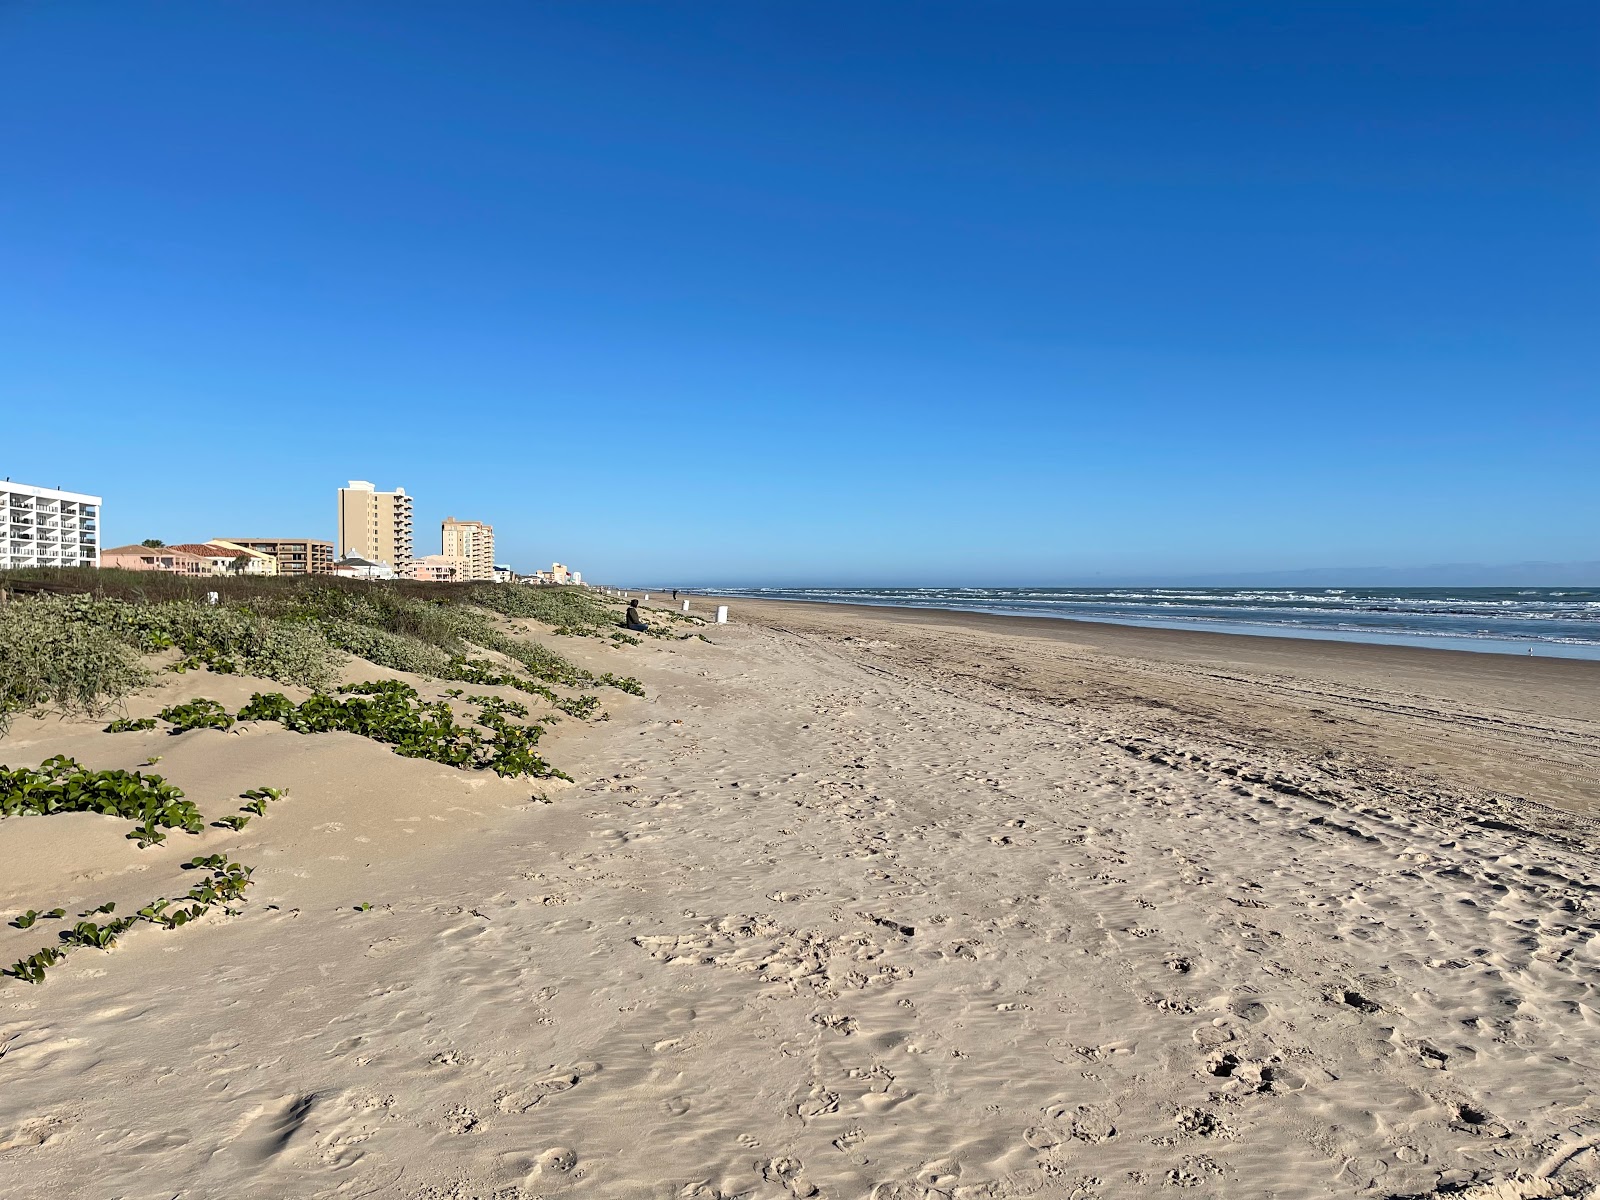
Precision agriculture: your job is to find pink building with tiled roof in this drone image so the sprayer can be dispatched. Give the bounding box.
[101,545,208,575]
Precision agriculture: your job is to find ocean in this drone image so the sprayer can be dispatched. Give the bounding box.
[711,586,1600,660]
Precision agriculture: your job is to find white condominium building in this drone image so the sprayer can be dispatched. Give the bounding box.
[2,481,102,569]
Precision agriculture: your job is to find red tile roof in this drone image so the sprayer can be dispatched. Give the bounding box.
[102,545,206,561]
[168,543,259,558]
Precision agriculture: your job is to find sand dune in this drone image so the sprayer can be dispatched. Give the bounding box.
[2,600,1597,1198]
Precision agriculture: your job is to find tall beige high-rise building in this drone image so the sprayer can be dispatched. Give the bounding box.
[337,481,414,574]
[441,517,495,581]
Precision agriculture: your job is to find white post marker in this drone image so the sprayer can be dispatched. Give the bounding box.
[643,594,649,602]
[206,591,219,606]
[682,600,690,612]
[716,605,728,624]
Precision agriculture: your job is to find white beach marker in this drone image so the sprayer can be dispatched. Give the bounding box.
[716,605,728,624]
[682,600,690,612]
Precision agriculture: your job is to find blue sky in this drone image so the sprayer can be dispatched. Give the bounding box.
[2,2,1594,584]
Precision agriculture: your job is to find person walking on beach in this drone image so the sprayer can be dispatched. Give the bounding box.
[623,599,648,632]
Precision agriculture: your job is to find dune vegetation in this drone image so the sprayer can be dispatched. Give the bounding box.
[0,572,655,986]
[0,569,644,733]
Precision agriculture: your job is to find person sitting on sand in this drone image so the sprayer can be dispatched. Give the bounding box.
[623,599,648,632]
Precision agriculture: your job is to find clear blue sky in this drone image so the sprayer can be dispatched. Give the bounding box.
[2,2,1594,584]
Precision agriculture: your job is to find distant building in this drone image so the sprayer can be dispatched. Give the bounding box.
[330,554,395,580]
[441,517,495,581]
[338,481,414,575]
[102,544,207,575]
[167,542,278,576]
[2,481,101,569]
[411,554,465,583]
[525,562,581,585]
[492,563,515,584]
[213,537,334,576]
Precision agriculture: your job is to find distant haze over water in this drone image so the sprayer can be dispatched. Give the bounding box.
[708,587,1600,660]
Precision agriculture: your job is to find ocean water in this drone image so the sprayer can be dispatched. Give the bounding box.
[712,586,1600,660]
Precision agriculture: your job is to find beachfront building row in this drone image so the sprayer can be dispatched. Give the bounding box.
[4,473,528,583]
[338,481,413,577]
[101,541,280,575]
[525,562,581,585]
[99,539,317,576]
[2,481,101,570]
[441,517,495,581]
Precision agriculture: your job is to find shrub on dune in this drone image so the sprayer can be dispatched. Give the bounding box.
[0,601,148,733]
[0,577,642,732]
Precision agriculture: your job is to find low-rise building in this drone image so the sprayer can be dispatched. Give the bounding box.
[412,554,466,582]
[212,538,334,576]
[330,554,395,580]
[167,542,278,576]
[2,481,101,569]
[102,544,207,575]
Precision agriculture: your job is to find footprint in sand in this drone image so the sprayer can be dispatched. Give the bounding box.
[811,1012,859,1035]
[791,1085,840,1120]
[677,1184,741,1200]
[758,1156,818,1198]
[0,1110,70,1154]
[1174,1107,1236,1139]
[870,1185,928,1200]
[1033,1102,1118,1144]
[443,1105,479,1135]
[496,1062,601,1113]
[832,1128,866,1152]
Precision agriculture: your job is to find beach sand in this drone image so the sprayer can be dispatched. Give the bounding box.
[2,597,1597,1198]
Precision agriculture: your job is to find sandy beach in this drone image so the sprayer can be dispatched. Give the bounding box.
[3,596,1598,1199]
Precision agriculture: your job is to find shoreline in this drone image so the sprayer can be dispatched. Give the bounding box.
[686,590,1600,662]
[690,591,1600,682]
